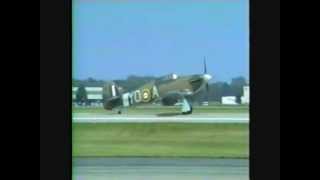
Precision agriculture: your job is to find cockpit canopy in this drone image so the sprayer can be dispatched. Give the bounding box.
[155,73,179,86]
[162,73,178,80]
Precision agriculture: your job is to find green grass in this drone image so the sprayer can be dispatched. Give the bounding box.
[73,105,249,114]
[73,123,249,158]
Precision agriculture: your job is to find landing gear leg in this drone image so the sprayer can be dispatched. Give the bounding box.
[181,98,192,115]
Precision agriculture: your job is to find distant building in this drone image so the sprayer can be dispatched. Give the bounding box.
[72,87,78,100]
[72,86,103,106]
[222,96,237,105]
[241,86,250,104]
[85,87,103,100]
[201,101,209,106]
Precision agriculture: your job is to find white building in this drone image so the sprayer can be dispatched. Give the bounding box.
[202,101,209,106]
[241,86,250,104]
[72,87,103,101]
[85,87,103,100]
[221,96,237,105]
[72,87,78,100]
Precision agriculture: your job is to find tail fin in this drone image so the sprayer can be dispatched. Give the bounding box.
[102,82,122,110]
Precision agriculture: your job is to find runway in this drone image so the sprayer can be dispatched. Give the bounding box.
[72,113,249,123]
[73,157,249,180]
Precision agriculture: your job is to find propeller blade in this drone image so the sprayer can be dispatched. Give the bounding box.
[204,57,207,74]
[203,57,211,102]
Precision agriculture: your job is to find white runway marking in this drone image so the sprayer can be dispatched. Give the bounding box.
[73,116,249,123]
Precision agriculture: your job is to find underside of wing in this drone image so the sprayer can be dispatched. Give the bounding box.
[160,91,193,114]
[160,91,191,106]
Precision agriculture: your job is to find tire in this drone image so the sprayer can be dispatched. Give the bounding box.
[182,105,193,115]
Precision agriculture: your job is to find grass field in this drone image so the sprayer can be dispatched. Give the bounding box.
[73,104,249,114]
[73,123,249,158]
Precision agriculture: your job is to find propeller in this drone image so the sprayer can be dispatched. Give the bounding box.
[204,57,207,74]
[203,57,210,92]
[203,57,211,103]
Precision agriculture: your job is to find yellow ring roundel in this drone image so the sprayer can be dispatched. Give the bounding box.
[142,88,151,102]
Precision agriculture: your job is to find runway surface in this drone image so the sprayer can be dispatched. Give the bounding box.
[73,113,249,123]
[73,157,249,180]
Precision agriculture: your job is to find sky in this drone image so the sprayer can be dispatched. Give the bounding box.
[73,0,249,82]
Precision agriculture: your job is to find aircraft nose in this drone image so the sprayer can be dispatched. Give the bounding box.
[203,74,212,81]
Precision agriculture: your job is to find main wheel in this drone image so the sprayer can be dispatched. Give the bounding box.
[182,105,193,115]
[117,110,122,114]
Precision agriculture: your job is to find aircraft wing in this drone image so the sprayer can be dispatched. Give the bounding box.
[159,90,192,106]
[164,89,193,97]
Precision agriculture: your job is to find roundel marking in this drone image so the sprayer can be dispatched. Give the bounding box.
[142,88,151,102]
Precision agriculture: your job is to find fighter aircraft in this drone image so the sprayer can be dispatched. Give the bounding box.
[102,59,212,114]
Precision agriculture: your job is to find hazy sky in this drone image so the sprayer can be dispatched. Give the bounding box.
[73,0,249,82]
